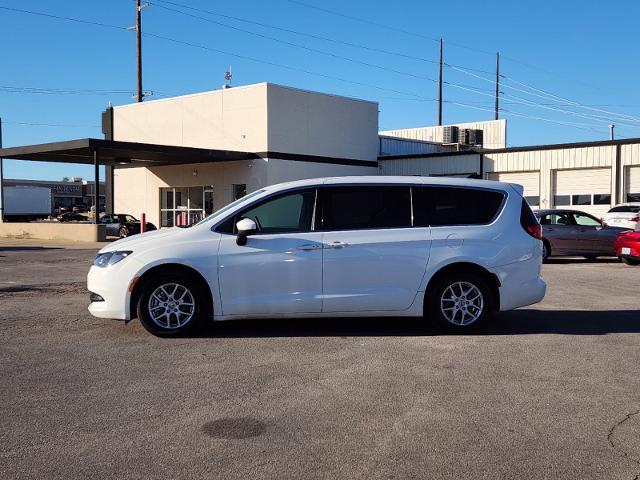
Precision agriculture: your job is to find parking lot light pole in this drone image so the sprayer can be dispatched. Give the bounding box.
[93,149,99,224]
[0,117,4,223]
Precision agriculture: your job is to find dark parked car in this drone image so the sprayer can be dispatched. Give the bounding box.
[58,212,88,222]
[72,203,88,213]
[99,214,157,238]
[535,209,627,261]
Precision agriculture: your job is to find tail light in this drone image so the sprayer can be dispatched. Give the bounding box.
[526,224,543,239]
[520,199,542,240]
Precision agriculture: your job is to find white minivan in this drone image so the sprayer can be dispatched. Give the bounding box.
[87,176,546,336]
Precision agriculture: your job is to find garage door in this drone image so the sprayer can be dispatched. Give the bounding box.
[553,168,611,216]
[487,171,540,208]
[626,166,640,202]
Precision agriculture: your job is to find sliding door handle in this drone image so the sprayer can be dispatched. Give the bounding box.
[296,243,322,251]
[325,241,349,249]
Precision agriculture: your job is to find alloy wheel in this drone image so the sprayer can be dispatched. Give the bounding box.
[148,283,196,329]
[440,281,484,326]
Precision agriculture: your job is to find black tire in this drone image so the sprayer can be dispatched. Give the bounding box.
[119,226,129,238]
[136,272,208,337]
[427,273,495,333]
[542,240,551,263]
[621,257,640,266]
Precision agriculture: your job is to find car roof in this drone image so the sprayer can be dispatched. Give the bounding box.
[263,175,515,192]
[535,209,595,215]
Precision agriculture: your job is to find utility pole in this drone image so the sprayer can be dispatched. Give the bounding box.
[0,117,4,223]
[494,52,500,120]
[438,38,443,126]
[136,0,143,103]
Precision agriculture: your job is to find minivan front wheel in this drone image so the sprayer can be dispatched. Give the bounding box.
[137,273,206,336]
[428,273,494,332]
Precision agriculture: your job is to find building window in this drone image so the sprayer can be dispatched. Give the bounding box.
[524,196,539,207]
[571,194,591,206]
[233,184,247,201]
[627,192,640,202]
[553,195,571,206]
[593,194,611,205]
[160,186,214,227]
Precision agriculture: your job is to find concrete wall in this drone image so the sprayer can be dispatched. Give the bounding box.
[113,84,270,152]
[114,160,268,228]
[266,84,379,161]
[265,159,378,186]
[0,223,106,242]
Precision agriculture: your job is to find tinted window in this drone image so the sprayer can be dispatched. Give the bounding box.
[539,212,571,225]
[524,196,540,207]
[627,193,640,202]
[593,194,611,205]
[217,189,316,234]
[572,213,601,227]
[572,194,591,206]
[413,186,505,227]
[320,186,411,231]
[609,205,640,213]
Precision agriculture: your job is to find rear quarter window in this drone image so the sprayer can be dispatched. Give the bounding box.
[413,186,506,227]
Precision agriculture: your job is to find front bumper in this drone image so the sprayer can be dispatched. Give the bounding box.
[87,264,134,320]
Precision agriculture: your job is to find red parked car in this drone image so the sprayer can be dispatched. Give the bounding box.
[614,230,640,266]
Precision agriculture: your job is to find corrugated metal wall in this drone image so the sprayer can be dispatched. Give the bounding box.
[380,119,507,149]
[378,136,457,157]
[379,154,481,176]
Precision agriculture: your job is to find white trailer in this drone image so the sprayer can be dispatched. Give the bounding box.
[3,186,52,221]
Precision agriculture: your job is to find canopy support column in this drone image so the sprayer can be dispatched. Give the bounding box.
[93,149,100,224]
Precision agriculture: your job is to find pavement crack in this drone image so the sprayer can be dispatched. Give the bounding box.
[607,408,640,478]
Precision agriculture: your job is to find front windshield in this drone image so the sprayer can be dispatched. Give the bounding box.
[195,189,266,226]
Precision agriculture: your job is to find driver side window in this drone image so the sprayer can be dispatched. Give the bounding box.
[218,189,316,234]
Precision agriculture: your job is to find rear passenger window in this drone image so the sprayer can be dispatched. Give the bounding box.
[320,186,411,230]
[413,186,505,227]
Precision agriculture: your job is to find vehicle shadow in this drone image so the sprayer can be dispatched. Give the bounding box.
[0,246,63,252]
[198,309,640,338]
[545,257,620,264]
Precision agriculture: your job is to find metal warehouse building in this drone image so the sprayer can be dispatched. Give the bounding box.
[379,136,640,217]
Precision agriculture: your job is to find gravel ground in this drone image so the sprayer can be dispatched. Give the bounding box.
[1,243,639,480]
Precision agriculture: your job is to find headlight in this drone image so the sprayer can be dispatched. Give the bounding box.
[94,251,132,268]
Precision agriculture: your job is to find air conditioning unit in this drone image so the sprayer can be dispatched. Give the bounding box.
[468,129,484,146]
[442,125,459,144]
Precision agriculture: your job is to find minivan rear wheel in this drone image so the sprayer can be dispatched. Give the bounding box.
[137,273,206,337]
[428,273,494,332]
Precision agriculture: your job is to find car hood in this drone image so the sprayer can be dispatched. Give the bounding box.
[99,227,187,253]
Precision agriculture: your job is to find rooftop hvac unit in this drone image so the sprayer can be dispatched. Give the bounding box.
[468,129,483,146]
[458,128,470,145]
[442,125,459,144]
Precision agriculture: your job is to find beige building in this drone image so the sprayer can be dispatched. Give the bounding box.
[111,83,379,227]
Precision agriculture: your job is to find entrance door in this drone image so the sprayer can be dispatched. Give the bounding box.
[217,188,323,316]
[319,185,429,313]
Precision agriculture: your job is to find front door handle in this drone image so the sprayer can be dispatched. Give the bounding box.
[325,241,349,249]
[296,243,322,251]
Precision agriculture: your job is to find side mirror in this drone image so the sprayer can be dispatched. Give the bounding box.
[236,218,257,246]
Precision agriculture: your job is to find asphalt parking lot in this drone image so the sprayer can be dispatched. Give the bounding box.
[1,241,639,480]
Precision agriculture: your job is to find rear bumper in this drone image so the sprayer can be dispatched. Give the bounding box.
[495,258,546,311]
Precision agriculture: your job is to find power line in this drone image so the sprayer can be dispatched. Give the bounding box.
[448,64,640,125]
[0,5,126,31]
[0,85,135,96]
[151,2,439,83]
[3,121,100,128]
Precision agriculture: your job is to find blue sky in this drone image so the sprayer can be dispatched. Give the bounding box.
[2,0,640,180]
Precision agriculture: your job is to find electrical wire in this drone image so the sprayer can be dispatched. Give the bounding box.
[151,2,439,83]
